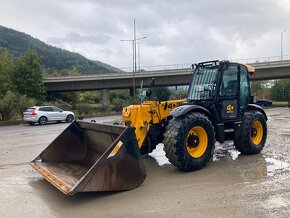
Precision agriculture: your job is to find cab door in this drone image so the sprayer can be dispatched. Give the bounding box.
[217,64,240,121]
[239,65,251,116]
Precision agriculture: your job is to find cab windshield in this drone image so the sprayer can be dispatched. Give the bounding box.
[188,66,219,100]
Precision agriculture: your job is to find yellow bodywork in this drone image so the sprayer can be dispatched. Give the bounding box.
[122,99,186,148]
[239,63,255,74]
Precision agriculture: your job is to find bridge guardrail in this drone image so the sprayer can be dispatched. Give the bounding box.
[120,55,290,72]
[44,55,290,79]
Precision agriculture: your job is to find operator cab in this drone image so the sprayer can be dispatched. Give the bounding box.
[187,60,252,123]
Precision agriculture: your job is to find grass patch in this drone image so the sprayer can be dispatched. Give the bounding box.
[272,101,288,107]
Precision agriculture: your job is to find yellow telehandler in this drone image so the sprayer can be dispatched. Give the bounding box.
[31,60,267,194]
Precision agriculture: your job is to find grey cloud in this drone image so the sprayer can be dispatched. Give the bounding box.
[1,0,290,67]
[47,32,111,44]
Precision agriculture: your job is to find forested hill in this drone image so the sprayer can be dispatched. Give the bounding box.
[0,25,121,74]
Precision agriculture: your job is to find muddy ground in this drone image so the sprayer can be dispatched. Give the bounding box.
[0,109,290,218]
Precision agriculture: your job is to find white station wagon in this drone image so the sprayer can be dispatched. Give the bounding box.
[23,106,74,125]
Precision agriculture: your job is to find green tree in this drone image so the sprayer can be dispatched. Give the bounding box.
[0,91,19,121]
[172,86,188,99]
[11,49,45,100]
[250,81,264,98]
[271,79,290,101]
[151,87,172,101]
[0,91,36,121]
[67,67,80,76]
[17,95,36,117]
[109,89,130,102]
[79,91,100,104]
[51,70,61,77]
[0,48,14,97]
[112,97,126,112]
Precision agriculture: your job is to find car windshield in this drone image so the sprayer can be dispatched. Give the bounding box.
[188,66,219,100]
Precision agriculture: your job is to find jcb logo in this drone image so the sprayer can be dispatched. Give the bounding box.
[226,104,234,113]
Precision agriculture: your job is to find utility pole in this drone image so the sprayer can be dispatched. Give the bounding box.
[134,18,137,73]
[120,19,147,98]
[138,42,140,71]
[281,29,286,61]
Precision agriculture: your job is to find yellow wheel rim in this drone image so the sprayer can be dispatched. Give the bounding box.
[186,126,208,158]
[251,120,263,145]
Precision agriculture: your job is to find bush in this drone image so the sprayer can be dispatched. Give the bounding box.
[112,97,126,112]
[94,104,112,114]
[75,103,94,116]
[17,95,36,117]
[0,92,37,121]
[0,91,17,121]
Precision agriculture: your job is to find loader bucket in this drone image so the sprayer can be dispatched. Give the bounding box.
[30,121,146,195]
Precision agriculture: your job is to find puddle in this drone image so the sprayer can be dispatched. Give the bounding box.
[213,142,240,161]
[149,143,290,179]
[149,142,240,166]
[265,157,290,176]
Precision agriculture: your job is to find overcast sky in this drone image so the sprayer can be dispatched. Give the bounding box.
[1,0,290,68]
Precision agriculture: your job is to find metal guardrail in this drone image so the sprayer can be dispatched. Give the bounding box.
[119,55,290,72]
[44,68,191,82]
[45,55,290,79]
[231,55,290,64]
[119,63,193,72]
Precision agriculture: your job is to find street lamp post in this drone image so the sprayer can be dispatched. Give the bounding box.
[120,18,146,98]
[281,29,286,61]
[138,42,140,71]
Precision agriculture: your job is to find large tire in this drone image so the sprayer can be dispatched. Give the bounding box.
[163,113,215,171]
[140,136,159,156]
[234,111,267,155]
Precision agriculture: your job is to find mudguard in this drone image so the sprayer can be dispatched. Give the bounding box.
[247,104,268,120]
[169,104,210,118]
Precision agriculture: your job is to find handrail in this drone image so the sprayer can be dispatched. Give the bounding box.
[44,55,290,78]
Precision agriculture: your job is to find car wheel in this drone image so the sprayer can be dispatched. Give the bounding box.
[66,114,74,123]
[38,116,48,125]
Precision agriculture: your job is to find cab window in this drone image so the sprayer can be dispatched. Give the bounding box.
[240,66,250,110]
[219,65,238,96]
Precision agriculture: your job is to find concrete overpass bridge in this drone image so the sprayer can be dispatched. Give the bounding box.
[44,59,290,104]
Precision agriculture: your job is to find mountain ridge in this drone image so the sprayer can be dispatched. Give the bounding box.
[0,25,121,74]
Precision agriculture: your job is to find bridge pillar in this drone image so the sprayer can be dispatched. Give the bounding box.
[101,89,110,105]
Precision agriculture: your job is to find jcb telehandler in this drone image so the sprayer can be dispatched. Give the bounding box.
[30,60,267,194]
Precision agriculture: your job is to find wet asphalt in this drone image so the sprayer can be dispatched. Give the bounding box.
[0,109,290,217]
